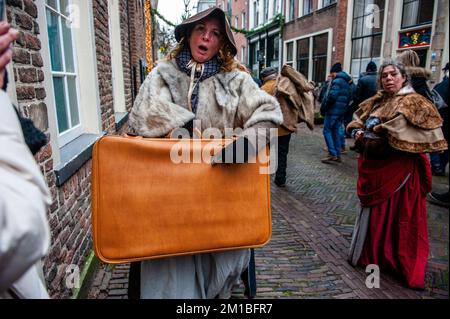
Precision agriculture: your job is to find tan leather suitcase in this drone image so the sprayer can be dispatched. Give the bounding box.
[91,135,272,263]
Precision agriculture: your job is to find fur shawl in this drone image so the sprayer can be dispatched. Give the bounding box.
[129,60,283,137]
[347,86,448,153]
[276,64,315,131]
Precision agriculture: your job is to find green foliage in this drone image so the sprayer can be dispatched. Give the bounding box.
[230,14,285,36]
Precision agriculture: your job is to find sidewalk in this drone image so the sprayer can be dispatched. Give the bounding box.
[87,125,449,299]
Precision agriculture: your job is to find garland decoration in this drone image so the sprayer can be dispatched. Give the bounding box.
[145,0,153,73]
[150,8,285,36]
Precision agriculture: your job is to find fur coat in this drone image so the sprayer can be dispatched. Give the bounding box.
[276,64,315,131]
[129,59,283,137]
[128,59,282,299]
[347,86,448,153]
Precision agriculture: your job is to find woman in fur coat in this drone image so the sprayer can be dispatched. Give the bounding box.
[346,60,447,289]
[127,7,282,299]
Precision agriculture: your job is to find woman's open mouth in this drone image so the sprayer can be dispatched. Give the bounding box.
[198,45,208,55]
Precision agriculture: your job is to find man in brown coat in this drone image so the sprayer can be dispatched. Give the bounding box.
[260,65,315,186]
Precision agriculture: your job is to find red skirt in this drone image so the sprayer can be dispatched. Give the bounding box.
[357,152,432,289]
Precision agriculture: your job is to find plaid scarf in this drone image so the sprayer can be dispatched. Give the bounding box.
[176,48,220,114]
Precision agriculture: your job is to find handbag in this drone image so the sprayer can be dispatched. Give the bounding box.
[428,89,448,110]
[91,135,272,263]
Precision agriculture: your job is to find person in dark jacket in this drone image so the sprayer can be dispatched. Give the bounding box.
[429,62,449,177]
[428,62,449,207]
[355,61,378,106]
[320,63,353,163]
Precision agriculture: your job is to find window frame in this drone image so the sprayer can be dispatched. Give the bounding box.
[401,0,435,29]
[288,0,295,21]
[284,29,332,82]
[44,0,83,147]
[318,0,336,10]
[285,41,294,67]
[300,0,313,16]
[296,37,310,77]
[350,0,385,81]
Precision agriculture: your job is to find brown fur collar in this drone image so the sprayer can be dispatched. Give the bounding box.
[357,87,442,129]
[406,66,431,80]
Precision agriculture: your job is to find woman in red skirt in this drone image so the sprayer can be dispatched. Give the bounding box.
[347,60,447,289]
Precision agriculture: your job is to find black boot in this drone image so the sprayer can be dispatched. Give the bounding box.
[241,249,257,299]
[127,262,141,299]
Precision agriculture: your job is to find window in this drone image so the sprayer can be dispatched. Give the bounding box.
[401,0,434,29]
[273,0,278,15]
[350,0,385,80]
[322,0,336,7]
[286,42,294,67]
[267,35,279,68]
[285,31,330,82]
[253,1,259,27]
[250,42,258,73]
[288,0,295,21]
[302,0,312,15]
[264,0,269,22]
[312,33,328,83]
[241,46,246,64]
[45,0,81,142]
[235,16,239,27]
[241,12,246,28]
[296,38,309,76]
[227,0,232,17]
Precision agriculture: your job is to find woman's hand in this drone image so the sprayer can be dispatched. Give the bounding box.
[351,128,364,141]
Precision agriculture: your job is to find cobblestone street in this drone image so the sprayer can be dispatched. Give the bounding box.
[87,125,449,299]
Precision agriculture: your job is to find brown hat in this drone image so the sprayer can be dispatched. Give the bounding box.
[174,7,237,56]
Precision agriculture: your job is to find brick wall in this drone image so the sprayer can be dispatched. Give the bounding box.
[119,0,147,107]
[7,0,47,127]
[93,0,115,134]
[231,0,248,63]
[334,0,348,66]
[7,0,147,298]
[120,0,133,111]
[283,1,347,71]
[132,0,146,88]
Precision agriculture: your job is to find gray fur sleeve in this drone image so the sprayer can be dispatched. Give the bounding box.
[237,73,283,129]
[129,68,195,137]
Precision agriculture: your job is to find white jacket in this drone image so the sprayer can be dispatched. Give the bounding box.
[0,91,51,298]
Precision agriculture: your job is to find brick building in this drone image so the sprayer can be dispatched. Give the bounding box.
[282,0,346,85]
[217,0,249,64]
[247,0,283,77]
[198,0,216,12]
[343,0,448,85]
[5,0,148,298]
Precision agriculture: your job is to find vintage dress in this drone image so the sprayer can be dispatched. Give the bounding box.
[129,58,282,298]
[347,86,447,289]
